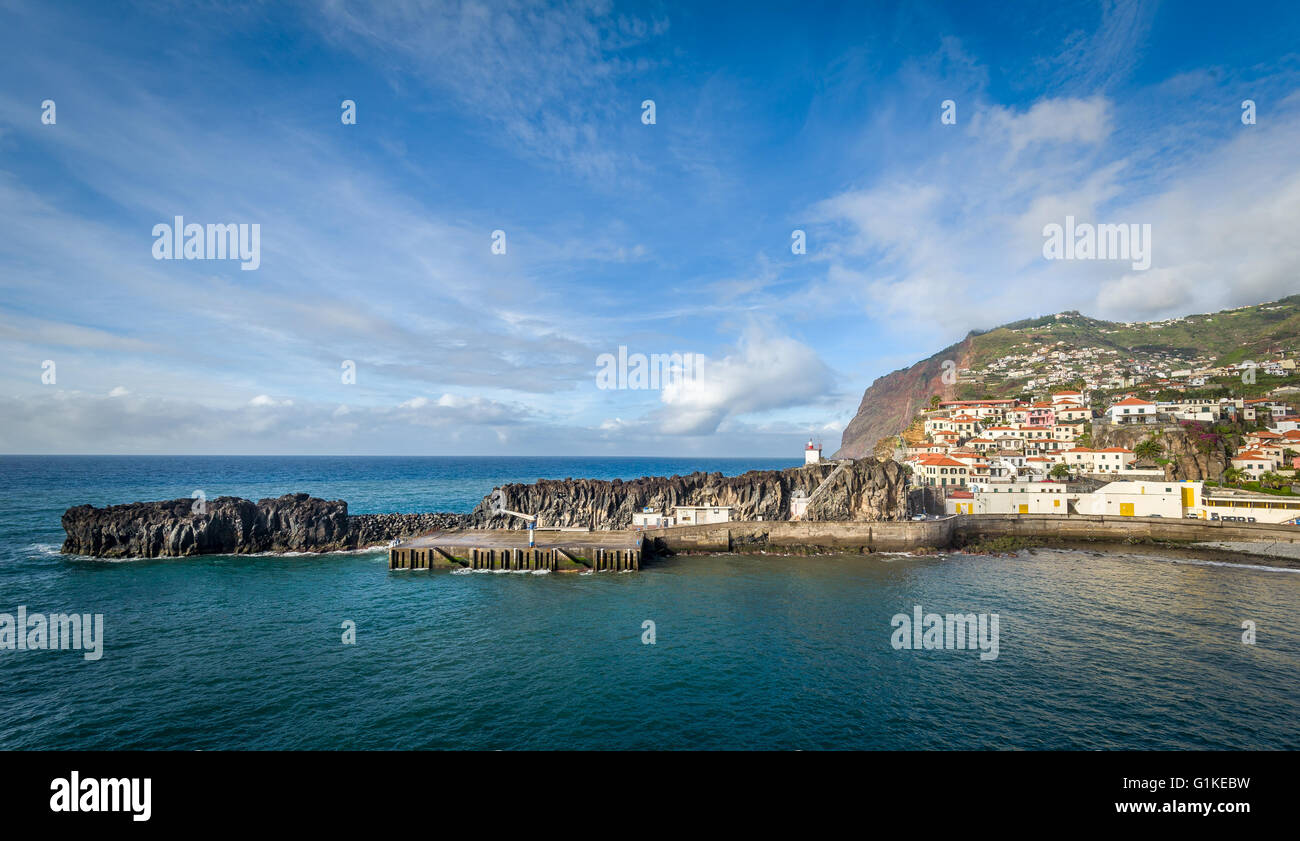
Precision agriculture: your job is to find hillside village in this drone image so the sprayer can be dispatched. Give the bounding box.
[628,300,1300,530]
[902,380,1300,523]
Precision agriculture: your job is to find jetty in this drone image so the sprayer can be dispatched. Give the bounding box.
[388,529,643,572]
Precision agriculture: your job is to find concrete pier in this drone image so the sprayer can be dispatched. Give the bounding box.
[388,529,642,572]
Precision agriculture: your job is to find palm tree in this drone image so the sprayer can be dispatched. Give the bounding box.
[1222,467,1245,487]
[1133,437,1164,463]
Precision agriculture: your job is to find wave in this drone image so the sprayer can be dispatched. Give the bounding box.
[1152,556,1300,575]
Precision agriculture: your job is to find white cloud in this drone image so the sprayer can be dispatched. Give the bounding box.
[656,328,836,435]
[810,92,1300,336]
[249,395,294,408]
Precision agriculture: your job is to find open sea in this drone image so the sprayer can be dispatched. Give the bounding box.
[1,455,1298,750]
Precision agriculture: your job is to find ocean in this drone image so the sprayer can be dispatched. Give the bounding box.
[1,455,1298,750]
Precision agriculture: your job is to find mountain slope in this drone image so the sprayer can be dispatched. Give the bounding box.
[835,295,1300,459]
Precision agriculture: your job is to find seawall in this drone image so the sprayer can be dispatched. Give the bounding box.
[645,518,957,554]
[645,515,1300,555]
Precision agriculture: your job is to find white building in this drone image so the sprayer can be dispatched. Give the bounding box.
[969,482,1070,514]
[1062,447,1135,474]
[1107,396,1157,424]
[790,489,810,520]
[631,507,675,528]
[804,440,822,465]
[673,505,733,525]
[1073,481,1190,517]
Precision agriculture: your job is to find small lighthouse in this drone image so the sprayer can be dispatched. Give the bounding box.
[804,439,822,465]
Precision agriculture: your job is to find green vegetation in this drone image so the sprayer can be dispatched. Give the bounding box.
[1208,476,1297,496]
[1133,437,1164,462]
[949,296,1300,404]
[958,535,1045,555]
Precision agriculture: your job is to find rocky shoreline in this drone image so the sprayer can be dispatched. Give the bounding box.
[61,494,470,558]
[60,459,911,558]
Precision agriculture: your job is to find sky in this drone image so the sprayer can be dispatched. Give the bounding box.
[1,0,1298,456]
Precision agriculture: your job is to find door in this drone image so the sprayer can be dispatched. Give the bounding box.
[1017,504,1029,514]
[1119,502,1135,517]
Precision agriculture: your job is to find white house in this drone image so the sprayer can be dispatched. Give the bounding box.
[1062,447,1135,474]
[1107,397,1157,425]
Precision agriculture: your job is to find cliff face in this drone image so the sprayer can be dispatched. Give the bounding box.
[1092,423,1230,481]
[466,458,910,529]
[61,494,467,558]
[836,339,972,459]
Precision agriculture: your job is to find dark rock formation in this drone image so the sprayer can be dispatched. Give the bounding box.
[349,512,468,546]
[465,457,909,529]
[61,458,908,557]
[61,494,469,558]
[1092,422,1230,481]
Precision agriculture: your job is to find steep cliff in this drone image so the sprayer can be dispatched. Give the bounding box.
[836,338,973,459]
[466,458,910,529]
[836,296,1300,460]
[61,494,467,558]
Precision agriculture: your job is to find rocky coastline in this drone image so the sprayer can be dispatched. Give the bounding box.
[61,493,470,558]
[60,458,910,558]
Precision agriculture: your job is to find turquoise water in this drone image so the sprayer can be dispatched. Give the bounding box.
[1,456,1298,749]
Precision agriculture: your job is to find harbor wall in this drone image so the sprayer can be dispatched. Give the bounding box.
[955,514,1300,545]
[645,518,956,553]
[645,514,1300,554]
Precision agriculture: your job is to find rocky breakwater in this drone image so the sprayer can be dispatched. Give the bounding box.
[61,494,469,558]
[465,457,910,529]
[349,512,468,546]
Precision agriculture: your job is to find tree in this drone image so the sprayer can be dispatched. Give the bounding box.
[929,394,941,410]
[1049,463,1071,481]
[1223,467,1245,486]
[1133,437,1164,463]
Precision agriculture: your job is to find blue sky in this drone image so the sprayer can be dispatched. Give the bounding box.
[1,0,1298,455]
